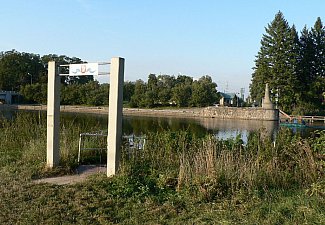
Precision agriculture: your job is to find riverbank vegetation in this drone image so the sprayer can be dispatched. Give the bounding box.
[0,113,324,224]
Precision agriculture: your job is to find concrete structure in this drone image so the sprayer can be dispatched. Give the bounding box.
[47,61,60,168]
[262,83,274,110]
[46,58,125,176]
[201,106,279,121]
[107,57,124,176]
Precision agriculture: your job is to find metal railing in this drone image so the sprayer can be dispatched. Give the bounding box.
[78,130,146,164]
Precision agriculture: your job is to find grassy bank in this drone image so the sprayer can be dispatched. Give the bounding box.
[0,112,324,224]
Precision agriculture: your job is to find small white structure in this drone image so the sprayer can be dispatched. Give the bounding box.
[46,57,125,177]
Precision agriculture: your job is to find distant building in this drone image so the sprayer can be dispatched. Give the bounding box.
[219,92,238,106]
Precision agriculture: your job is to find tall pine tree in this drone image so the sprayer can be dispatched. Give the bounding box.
[250,11,300,112]
[310,17,325,106]
[298,26,315,103]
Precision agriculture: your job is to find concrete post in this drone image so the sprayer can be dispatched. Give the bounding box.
[262,83,274,109]
[107,57,124,176]
[47,61,60,168]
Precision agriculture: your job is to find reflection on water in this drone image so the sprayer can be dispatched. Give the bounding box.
[61,113,324,142]
[197,117,278,142]
[123,116,209,137]
[1,110,324,142]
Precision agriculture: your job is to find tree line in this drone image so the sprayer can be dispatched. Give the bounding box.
[0,50,219,107]
[126,74,219,107]
[250,11,325,114]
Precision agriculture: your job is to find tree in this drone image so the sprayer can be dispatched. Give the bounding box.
[0,50,45,91]
[60,81,109,106]
[146,74,158,106]
[61,83,83,105]
[298,26,316,103]
[172,83,192,107]
[123,81,135,102]
[191,75,218,107]
[175,75,193,86]
[129,79,147,107]
[157,74,176,105]
[83,81,108,106]
[310,17,325,106]
[250,11,300,112]
[20,83,47,104]
[171,75,193,107]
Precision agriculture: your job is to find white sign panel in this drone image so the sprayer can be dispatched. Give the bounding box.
[69,63,98,76]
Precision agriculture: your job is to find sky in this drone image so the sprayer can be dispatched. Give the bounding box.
[1,0,325,97]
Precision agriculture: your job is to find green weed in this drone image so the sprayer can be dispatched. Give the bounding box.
[0,113,324,224]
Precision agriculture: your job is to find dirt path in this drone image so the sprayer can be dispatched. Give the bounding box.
[33,165,107,185]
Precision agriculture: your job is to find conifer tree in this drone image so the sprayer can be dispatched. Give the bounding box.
[298,26,316,104]
[250,11,300,112]
[310,17,325,106]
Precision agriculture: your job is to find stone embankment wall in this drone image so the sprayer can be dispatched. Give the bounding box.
[201,106,279,121]
[4,104,278,121]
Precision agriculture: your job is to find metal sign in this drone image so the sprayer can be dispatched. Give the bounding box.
[69,63,98,76]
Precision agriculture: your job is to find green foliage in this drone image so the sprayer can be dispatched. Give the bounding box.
[250,12,300,112]
[129,79,147,107]
[0,50,101,105]
[0,49,221,108]
[303,129,324,176]
[190,75,218,107]
[61,81,109,106]
[291,102,321,115]
[250,12,325,113]
[0,114,324,224]
[0,50,45,91]
[172,83,192,107]
[129,74,218,108]
[123,81,135,102]
[20,83,47,104]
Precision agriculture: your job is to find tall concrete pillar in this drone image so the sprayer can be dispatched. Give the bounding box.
[47,61,60,168]
[107,57,124,176]
[262,83,274,109]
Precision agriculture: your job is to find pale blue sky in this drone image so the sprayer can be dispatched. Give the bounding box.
[0,0,324,96]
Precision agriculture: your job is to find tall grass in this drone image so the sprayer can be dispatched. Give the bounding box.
[0,112,324,224]
[0,112,102,177]
[120,129,324,201]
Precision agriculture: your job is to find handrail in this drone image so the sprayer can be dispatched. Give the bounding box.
[279,109,291,119]
[279,109,325,123]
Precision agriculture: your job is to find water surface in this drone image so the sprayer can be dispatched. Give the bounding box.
[1,109,324,142]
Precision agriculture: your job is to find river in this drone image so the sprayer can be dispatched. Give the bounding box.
[57,112,325,143]
[1,109,324,143]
